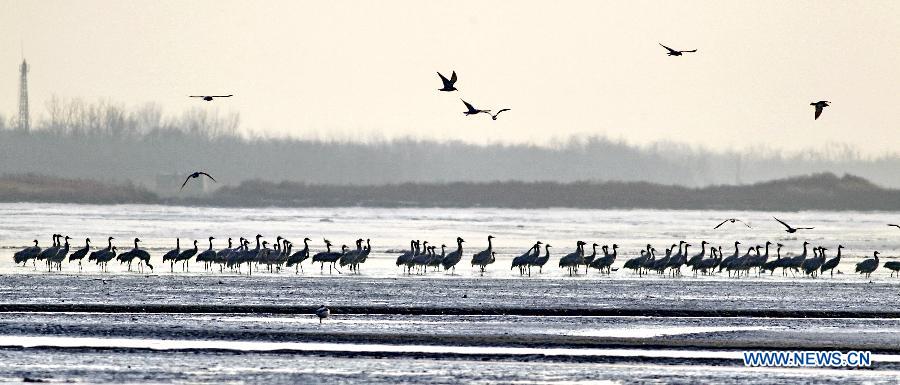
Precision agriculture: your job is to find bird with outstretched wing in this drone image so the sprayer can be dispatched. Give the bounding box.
[713,218,752,229]
[774,217,814,233]
[181,171,217,190]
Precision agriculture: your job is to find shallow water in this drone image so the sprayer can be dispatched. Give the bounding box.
[1,203,898,278]
[2,204,900,383]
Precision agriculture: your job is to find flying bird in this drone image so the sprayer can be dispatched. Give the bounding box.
[461,99,491,116]
[659,43,697,56]
[714,218,751,229]
[437,71,458,92]
[190,95,233,101]
[774,217,814,233]
[888,224,900,230]
[490,109,511,121]
[180,171,217,190]
[811,101,830,120]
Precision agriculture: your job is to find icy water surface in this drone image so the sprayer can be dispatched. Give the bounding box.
[1,204,900,384]
[0,203,898,277]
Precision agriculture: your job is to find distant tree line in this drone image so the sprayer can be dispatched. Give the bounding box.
[198,173,900,211]
[1,98,900,189]
[2,172,897,210]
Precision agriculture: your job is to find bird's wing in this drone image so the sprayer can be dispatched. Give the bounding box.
[773,217,792,229]
[450,71,457,83]
[461,99,476,112]
[180,176,192,190]
[209,95,232,98]
[189,96,206,98]
[437,72,451,85]
[496,108,510,114]
[682,49,697,53]
[659,43,677,53]
[737,219,752,228]
[198,172,217,182]
[889,224,900,229]
[796,227,815,230]
[713,219,729,229]
[814,105,823,119]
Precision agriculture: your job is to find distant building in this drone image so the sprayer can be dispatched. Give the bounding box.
[18,59,30,131]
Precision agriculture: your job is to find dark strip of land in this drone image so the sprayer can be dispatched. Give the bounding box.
[2,303,900,319]
[3,172,900,210]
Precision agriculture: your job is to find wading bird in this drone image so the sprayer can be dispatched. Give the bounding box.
[68,238,90,271]
[441,237,465,274]
[811,101,830,120]
[316,305,330,324]
[180,171,217,190]
[13,240,41,266]
[437,71,458,91]
[659,43,697,56]
[856,251,880,278]
[471,235,496,273]
[820,245,842,277]
[774,217,814,233]
[885,259,900,277]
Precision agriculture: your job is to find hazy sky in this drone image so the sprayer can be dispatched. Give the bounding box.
[1,1,898,153]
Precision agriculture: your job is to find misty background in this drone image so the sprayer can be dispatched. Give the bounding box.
[1,99,899,193]
[1,1,899,203]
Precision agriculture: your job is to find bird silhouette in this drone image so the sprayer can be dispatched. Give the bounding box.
[461,99,491,116]
[659,43,697,56]
[774,217,814,233]
[490,109,511,120]
[316,305,330,323]
[181,171,217,190]
[190,95,233,101]
[437,71,458,92]
[714,218,751,229]
[811,101,830,120]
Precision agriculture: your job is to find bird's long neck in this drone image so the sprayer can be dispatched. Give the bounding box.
[734,242,739,254]
[134,239,139,248]
[208,239,214,249]
[700,242,706,256]
[303,239,309,251]
[801,243,808,258]
[107,239,112,249]
[487,237,493,250]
